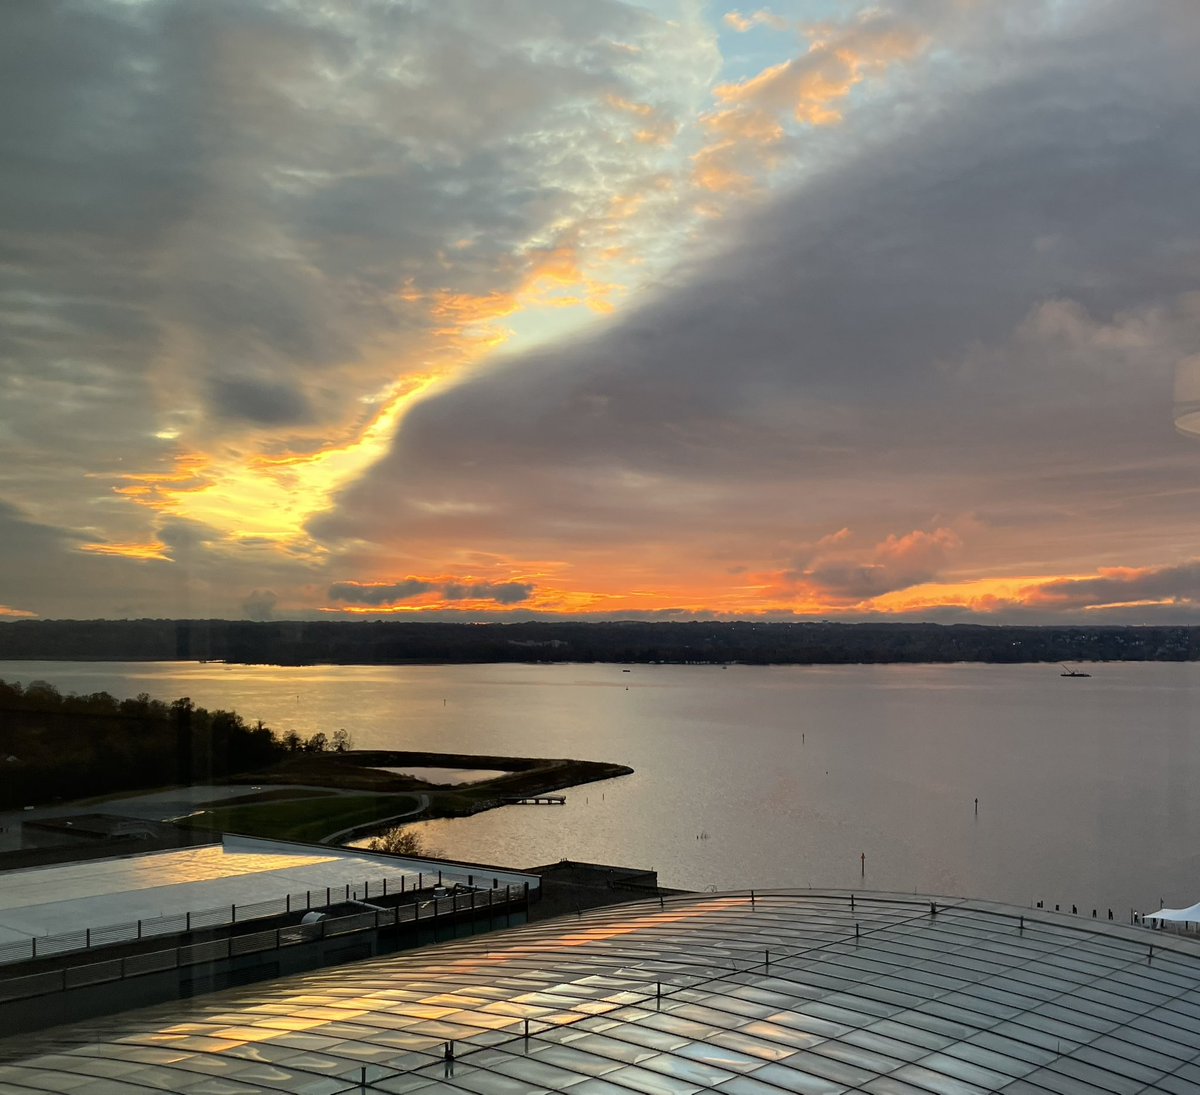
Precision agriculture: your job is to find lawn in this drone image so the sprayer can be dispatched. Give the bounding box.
[187,793,422,843]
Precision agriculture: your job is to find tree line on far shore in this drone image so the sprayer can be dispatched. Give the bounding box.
[1,619,1197,666]
[0,679,349,809]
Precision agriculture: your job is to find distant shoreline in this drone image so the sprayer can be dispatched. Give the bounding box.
[0,618,1197,667]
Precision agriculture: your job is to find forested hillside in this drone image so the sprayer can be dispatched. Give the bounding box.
[0,680,296,808]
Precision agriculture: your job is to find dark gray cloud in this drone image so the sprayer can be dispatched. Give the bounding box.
[801,529,962,601]
[328,578,534,606]
[208,377,314,426]
[328,580,435,605]
[157,518,222,559]
[241,590,277,621]
[0,500,323,620]
[1027,563,1200,611]
[442,582,534,605]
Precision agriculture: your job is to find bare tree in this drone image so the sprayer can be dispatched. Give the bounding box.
[367,826,436,857]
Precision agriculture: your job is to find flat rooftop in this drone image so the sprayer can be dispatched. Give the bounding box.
[0,835,536,955]
[3,890,1200,1093]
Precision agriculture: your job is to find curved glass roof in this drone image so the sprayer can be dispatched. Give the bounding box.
[3,890,1200,1093]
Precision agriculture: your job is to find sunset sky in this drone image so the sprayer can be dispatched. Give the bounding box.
[3,0,1200,622]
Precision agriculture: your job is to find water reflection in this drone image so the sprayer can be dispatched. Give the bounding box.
[1,660,1198,915]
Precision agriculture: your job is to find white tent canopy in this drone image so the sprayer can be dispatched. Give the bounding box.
[1143,902,1200,922]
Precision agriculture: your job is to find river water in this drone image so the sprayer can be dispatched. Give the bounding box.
[3,659,1198,917]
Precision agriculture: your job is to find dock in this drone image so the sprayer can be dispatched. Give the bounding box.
[501,795,566,806]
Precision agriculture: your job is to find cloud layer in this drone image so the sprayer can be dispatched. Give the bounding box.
[3,0,1200,621]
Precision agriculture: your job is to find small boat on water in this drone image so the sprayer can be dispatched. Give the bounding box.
[1060,663,1092,678]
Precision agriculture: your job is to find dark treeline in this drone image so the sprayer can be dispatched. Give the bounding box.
[0,680,339,809]
[0,619,1198,666]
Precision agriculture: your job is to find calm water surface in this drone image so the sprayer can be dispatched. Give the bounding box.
[4,659,1198,915]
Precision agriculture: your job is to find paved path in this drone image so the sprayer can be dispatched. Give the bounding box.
[321,794,431,845]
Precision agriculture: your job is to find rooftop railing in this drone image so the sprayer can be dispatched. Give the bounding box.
[0,883,526,1003]
[0,867,528,966]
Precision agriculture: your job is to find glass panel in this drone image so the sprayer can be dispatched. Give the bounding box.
[601,1062,703,1094]
[941,1041,1033,1079]
[533,1044,624,1077]
[566,1033,659,1066]
[862,1077,943,1095]
[743,1062,848,1094]
[638,1051,737,1087]
[708,1029,798,1062]
[716,1075,811,1095]
[914,1051,1019,1089]
[890,1063,989,1095]
[811,1040,903,1074]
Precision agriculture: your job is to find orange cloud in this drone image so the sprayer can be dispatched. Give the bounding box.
[715,17,926,121]
[412,237,621,349]
[606,95,680,147]
[785,525,965,604]
[695,11,928,194]
[724,9,790,33]
[111,454,212,507]
[103,229,627,558]
[80,540,170,561]
[693,106,786,194]
[301,553,1200,621]
[522,242,620,312]
[109,374,441,545]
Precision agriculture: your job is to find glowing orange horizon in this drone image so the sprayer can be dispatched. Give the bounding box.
[310,570,1151,618]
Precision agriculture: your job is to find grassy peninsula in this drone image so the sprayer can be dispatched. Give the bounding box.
[0,678,632,842]
[209,749,633,842]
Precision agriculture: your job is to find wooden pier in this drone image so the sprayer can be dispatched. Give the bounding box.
[501,795,566,806]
